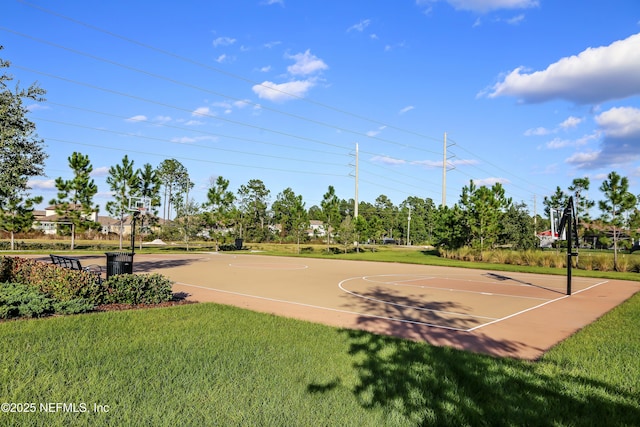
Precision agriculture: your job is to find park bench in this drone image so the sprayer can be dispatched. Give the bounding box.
[50,254,103,283]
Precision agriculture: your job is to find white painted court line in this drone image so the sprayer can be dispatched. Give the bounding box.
[175,282,470,332]
[340,277,499,321]
[360,274,552,302]
[467,279,610,332]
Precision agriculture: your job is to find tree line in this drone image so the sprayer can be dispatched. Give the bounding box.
[2,47,639,259]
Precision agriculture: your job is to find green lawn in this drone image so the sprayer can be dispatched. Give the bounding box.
[1,292,639,426]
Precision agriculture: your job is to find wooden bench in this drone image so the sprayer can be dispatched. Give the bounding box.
[50,254,103,283]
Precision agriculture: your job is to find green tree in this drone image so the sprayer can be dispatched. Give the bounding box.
[156,159,188,222]
[374,194,397,240]
[433,204,467,249]
[320,185,340,250]
[272,187,307,244]
[50,152,99,250]
[237,179,270,242]
[337,215,355,253]
[460,181,512,251]
[599,171,636,270]
[499,202,537,250]
[543,186,568,219]
[353,215,368,249]
[0,193,42,250]
[204,175,236,250]
[171,172,197,248]
[106,155,140,249]
[0,47,48,207]
[135,163,162,247]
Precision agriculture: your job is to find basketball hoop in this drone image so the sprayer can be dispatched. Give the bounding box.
[128,196,151,215]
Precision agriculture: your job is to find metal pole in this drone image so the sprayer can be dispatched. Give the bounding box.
[442,132,447,207]
[131,214,136,255]
[566,209,572,296]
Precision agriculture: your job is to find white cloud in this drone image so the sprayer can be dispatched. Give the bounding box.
[487,33,640,104]
[125,115,147,123]
[505,14,525,25]
[154,115,172,124]
[544,132,596,150]
[251,50,326,102]
[170,136,218,144]
[212,36,236,48]
[565,150,601,168]
[472,177,510,186]
[367,126,387,137]
[215,54,230,63]
[26,103,49,112]
[262,0,284,5]
[192,107,212,117]
[399,105,415,115]
[259,65,271,72]
[27,179,56,190]
[524,127,551,136]
[286,50,328,76]
[252,80,315,102]
[559,116,583,130]
[371,155,406,166]
[417,0,538,13]
[264,41,281,49]
[91,167,109,177]
[348,19,371,32]
[595,106,640,138]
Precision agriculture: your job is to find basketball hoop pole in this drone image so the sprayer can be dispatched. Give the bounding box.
[559,197,579,296]
[131,211,136,256]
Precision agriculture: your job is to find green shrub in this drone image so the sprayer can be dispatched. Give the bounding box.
[0,282,53,319]
[1,256,107,305]
[104,273,173,305]
[52,298,96,315]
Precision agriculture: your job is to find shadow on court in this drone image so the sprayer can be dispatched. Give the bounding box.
[308,330,640,425]
[483,272,565,294]
[341,285,479,330]
[132,257,201,273]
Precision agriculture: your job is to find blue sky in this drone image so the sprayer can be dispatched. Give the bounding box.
[4,0,640,218]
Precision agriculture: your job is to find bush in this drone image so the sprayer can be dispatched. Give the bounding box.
[104,273,173,305]
[0,256,107,305]
[52,298,96,315]
[0,282,53,319]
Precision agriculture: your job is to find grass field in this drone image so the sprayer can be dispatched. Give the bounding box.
[0,295,638,426]
[1,243,639,425]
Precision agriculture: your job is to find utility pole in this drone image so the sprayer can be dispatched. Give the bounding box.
[354,143,359,219]
[407,205,411,246]
[442,132,447,207]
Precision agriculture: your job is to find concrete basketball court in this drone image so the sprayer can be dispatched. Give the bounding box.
[121,252,640,360]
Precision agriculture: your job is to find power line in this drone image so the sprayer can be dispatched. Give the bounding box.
[17,0,445,145]
[1,27,443,156]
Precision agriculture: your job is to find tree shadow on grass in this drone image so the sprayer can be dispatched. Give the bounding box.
[309,285,640,425]
[332,329,640,425]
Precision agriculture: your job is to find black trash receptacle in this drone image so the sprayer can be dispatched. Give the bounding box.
[105,252,134,279]
[234,238,243,250]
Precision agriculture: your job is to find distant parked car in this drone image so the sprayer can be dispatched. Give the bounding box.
[382,238,397,245]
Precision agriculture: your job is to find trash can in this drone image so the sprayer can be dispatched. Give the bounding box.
[234,238,243,250]
[105,252,134,279]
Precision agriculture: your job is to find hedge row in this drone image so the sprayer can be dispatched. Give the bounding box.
[0,256,174,320]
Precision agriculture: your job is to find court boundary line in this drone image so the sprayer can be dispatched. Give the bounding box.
[467,279,610,332]
[176,282,470,332]
[360,274,552,302]
[339,276,498,321]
